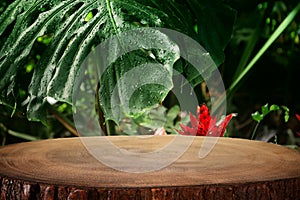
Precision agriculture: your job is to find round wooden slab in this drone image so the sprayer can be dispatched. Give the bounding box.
[0,136,299,199]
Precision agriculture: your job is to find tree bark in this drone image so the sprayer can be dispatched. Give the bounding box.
[0,136,299,199]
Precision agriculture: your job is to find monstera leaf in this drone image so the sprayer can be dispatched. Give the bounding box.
[0,0,236,124]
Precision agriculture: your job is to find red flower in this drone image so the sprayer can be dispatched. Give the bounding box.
[177,104,234,137]
[296,114,300,122]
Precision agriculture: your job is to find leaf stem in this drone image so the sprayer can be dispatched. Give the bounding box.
[95,82,108,136]
[106,0,118,35]
[251,122,260,140]
[49,107,79,137]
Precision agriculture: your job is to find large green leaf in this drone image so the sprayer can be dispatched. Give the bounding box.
[185,0,237,66]
[0,0,235,124]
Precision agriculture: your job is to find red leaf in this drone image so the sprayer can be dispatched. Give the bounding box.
[179,124,197,136]
[189,113,198,128]
[296,114,300,122]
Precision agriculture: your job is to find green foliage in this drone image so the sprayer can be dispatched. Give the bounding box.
[115,105,189,135]
[251,103,290,123]
[0,0,236,127]
[97,39,177,123]
[227,2,300,96]
[184,0,237,66]
[251,103,290,140]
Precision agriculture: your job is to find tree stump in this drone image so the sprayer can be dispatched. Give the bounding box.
[0,136,299,199]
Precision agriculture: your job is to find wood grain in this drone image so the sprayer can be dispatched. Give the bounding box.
[0,136,300,199]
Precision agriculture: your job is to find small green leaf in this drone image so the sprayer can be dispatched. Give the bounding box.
[261,103,269,116]
[251,111,263,122]
[284,114,289,123]
[281,105,289,112]
[269,104,280,111]
[252,104,290,124]
[281,105,290,122]
[166,105,180,121]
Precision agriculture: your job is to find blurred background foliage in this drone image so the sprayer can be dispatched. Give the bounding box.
[223,0,300,146]
[0,0,300,147]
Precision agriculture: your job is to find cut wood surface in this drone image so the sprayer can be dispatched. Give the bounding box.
[0,136,300,199]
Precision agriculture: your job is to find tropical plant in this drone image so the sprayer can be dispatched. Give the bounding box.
[177,104,234,136]
[0,0,236,137]
[251,103,289,140]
